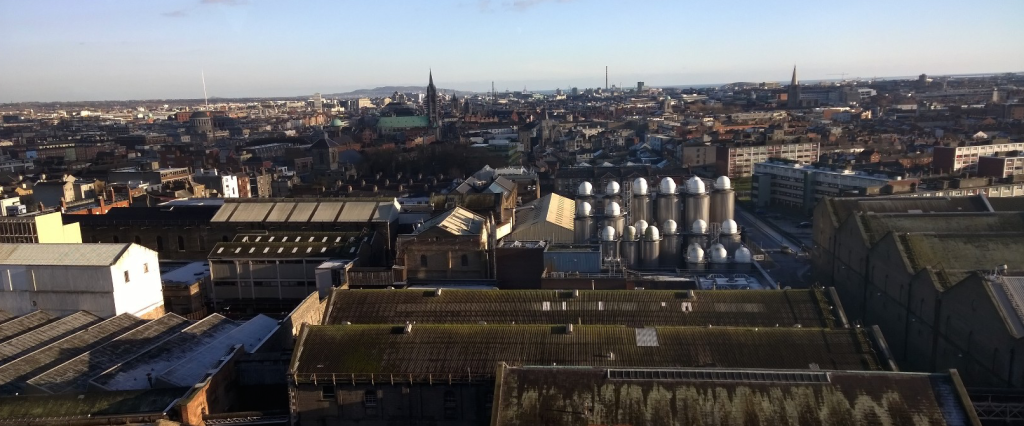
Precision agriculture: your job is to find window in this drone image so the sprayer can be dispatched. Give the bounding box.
[134,235,142,245]
[156,236,164,251]
[124,271,130,283]
[460,254,469,267]
[420,255,428,268]
[176,236,186,251]
[143,263,149,273]
[363,390,378,406]
[112,235,119,243]
[321,385,336,400]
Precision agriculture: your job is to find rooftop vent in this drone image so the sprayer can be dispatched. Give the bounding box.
[403,324,412,334]
[566,323,574,335]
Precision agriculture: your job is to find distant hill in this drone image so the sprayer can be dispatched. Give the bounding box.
[325,86,476,99]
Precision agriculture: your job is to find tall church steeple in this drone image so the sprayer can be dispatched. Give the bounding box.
[426,70,439,128]
[787,65,802,109]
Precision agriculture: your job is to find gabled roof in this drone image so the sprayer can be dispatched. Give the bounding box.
[510,193,574,234]
[0,243,132,267]
[291,324,882,380]
[413,207,486,236]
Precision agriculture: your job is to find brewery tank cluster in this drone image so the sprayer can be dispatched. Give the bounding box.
[573,176,750,269]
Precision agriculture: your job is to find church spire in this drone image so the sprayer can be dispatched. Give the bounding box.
[791,65,798,86]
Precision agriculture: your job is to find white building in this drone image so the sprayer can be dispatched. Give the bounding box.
[0,243,164,318]
[193,170,240,198]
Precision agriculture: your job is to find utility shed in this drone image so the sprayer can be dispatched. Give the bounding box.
[324,288,840,328]
[506,193,575,243]
[491,365,981,426]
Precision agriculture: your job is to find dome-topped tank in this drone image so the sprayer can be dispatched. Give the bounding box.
[605,201,622,217]
[634,220,649,237]
[691,219,708,234]
[577,201,593,217]
[632,178,648,195]
[735,246,753,263]
[578,181,594,196]
[605,181,621,196]
[601,226,616,241]
[709,243,728,263]
[663,219,678,235]
[659,177,677,194]
[721,219,738,235]
[686,243,705,263]
[685,176,705,194]
[623,226,638,241]
[644,225,660,241]
[715,176,732,190]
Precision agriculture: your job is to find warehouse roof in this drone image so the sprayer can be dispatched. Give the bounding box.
[412,206,486,236]
[827,196,991,226]
[860,212,1024,244]
[0,311,11,324]
[492,366,980,426]
[210,198,400,224]
[0,388,187,421]
[26,314,191,394]
[0,243,131,267]
[895,232,1024,287]
[91,314,239,391]
[0,311,54,344]
[0,313,145,395]
[291,324,881,382]
[0,311,101,365]
[508,193,574,235]
[324,289,837,328]
[210,232,365,260]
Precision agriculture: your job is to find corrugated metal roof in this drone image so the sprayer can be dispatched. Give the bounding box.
[414,207,486,236]
[292,324,880,376]
[0,243,131,267]
[159,314,278,387]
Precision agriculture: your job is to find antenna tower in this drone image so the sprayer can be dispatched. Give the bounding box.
[201,70,209,110]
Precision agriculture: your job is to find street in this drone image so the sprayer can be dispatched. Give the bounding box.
[734,208,814,288]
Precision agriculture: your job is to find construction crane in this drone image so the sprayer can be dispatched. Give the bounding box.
[828,73,849,81]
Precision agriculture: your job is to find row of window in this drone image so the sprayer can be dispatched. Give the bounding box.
[419,254,470,268]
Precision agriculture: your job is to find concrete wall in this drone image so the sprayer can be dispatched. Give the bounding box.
[110,244,165,318]
[292,382,491,426]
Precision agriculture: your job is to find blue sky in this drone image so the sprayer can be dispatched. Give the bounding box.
[1,0,1022,102]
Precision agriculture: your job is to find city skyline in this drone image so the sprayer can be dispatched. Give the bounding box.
[1,0,1023,102]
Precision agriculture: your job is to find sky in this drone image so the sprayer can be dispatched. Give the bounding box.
[1,0,1023,102]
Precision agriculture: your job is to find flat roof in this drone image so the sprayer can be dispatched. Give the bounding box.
[210,198,400,224]
[161,261,210,285]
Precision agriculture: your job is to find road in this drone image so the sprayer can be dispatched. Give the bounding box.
[734,209,813,288]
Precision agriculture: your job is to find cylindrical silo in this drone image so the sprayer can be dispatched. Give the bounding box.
[604,201,625,239]
[685,242,705,271]
[708,243,729,272]
[686,219,708,250]
[576,180,595,214]
[630,177,651,226]
[710,176,735,225]
[661,220,680,268]
[574,201,595,243]
[642,225,661,269]
[684,177,710,230]
[600,226,618,261]
[720,219,741,253]
[621,226,640,268]
[734,245,753,273]
[656,177,680,226]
